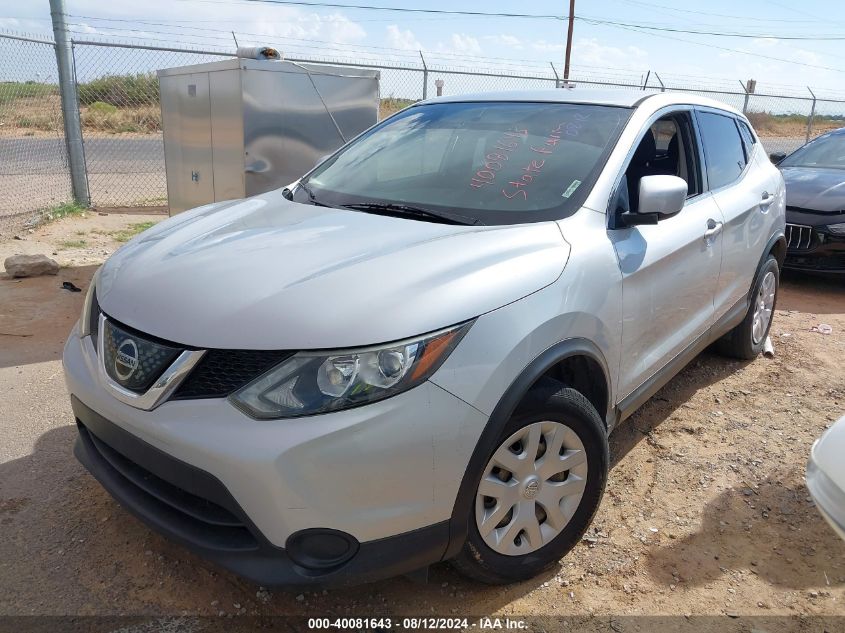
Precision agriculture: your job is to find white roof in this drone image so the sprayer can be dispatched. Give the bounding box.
[430,88,742,115]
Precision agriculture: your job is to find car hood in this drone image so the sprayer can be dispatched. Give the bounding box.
[781,166,845,218]
[97,191,570,349]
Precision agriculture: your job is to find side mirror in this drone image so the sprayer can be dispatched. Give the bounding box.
[769,152,786,164]
[620,175,687,226]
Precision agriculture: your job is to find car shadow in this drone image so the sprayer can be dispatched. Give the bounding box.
[608,348,751,468]
[645,475,845,589]
[0,264,97,369]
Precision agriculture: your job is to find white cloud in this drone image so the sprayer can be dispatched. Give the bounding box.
[793,48,822,66]
[249,10,366,46]
[385,24,422,51]
[569,37,648,69]
[443,33,482,55]
[484,34,523,50]
[531,40,565,53]
[752,37,779,49]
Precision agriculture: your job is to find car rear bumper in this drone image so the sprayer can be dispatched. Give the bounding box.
[806,450,845,542]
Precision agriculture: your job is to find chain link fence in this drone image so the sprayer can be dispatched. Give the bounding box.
[0,33,72,237]
[1,30,845,219]
[72,42,232,210]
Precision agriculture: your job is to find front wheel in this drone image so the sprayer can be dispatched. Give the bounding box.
[717,254,779,360]
[451,382,608,584]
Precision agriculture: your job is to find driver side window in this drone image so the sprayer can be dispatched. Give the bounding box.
[614,112,702,215]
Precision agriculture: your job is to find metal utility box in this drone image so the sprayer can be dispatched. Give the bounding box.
[157,58,380,214]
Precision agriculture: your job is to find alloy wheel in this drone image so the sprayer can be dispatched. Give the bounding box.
[752,270,776,345]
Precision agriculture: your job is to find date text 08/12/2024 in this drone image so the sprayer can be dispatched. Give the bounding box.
[307,616,529,630]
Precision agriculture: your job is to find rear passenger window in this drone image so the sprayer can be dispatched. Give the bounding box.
[697,111,747,190]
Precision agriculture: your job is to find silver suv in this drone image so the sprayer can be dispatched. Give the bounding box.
[64,90,786,586]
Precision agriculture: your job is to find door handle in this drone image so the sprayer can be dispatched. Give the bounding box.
[704,219,723,242]
[759,191,773,211]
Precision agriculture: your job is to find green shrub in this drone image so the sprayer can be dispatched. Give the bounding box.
[88,101,118,114]
[78,73,159,107]
[14,114,56,131]
[0,81,56,106]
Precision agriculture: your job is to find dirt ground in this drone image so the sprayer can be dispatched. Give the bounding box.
[0,214,844,627]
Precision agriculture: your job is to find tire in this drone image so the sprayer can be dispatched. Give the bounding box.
[451,380,609,584]
[716,254,779,360]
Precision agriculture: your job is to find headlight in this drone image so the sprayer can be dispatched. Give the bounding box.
[828,222,845,236]
[230,322,473,419]
[79,267,101,339]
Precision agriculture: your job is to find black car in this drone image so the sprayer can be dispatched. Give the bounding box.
[771,127,845,274]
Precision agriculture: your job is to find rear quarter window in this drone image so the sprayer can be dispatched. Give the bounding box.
[737,119,756,160]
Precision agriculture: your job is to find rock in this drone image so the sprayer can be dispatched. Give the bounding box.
[4,254,59,278]
[255,587,271,604]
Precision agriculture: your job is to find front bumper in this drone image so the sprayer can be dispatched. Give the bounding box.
[806,452,845,542]
[784,231,845,273]
[64,330,488,585]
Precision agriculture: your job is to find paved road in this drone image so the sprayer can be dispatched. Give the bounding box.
[1,136,167,214]
[0,136,164,174]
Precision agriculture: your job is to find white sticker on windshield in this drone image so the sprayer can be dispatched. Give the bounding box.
[562,179,582,198]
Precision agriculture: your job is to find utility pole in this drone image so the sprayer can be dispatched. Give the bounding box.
[563,0,575,86]
[50,0,89,206]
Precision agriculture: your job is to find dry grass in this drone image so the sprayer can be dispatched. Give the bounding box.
[1,93,162,135]
[746,111,843,138]
[379,97,416,120]
[111,220,158,242]
[80,103,161,134]
[3,92,411,135]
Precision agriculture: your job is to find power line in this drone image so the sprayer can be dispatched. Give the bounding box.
[69,15,565,66]
[66,25,571,75]
[598,20,845,74]
[71,11,845,43]
[174,0,845,39]
[581,17,845,40]
[613,0,830,24]
[760,0,845,29]
[175,0,567,20]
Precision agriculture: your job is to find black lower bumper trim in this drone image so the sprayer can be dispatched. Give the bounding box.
[71,396,450,586]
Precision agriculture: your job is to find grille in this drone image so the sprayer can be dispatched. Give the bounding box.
[102,319,182,393]
[785,223,815,251]
[172,349,294,400]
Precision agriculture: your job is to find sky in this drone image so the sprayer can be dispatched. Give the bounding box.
[2,0,845,98]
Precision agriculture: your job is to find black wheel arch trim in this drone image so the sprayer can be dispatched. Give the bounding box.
[443,337,611,561]
[756,231,786,296]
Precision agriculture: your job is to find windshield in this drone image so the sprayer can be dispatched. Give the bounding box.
[298,101,630,225]
[781,132,845,170]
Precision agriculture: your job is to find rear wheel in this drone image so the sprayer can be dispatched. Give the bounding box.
[451,382,608,584]
[717,254,779,360]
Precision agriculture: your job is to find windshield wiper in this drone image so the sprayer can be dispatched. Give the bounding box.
[297,181,332,207]
[340,202,481,226]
